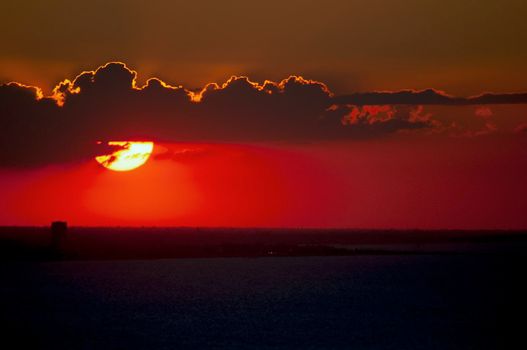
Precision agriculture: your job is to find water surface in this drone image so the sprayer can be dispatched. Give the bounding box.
[0,255,521,349]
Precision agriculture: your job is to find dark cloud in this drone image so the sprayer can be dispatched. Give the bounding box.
[1,62,527,167]
[324,104,435,138]
[468,93,527,105]
[333,90,527,106]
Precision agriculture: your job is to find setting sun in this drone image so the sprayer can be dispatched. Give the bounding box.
[95,141,154,172]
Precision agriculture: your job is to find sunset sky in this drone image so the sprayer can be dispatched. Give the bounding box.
[1,1,527,228]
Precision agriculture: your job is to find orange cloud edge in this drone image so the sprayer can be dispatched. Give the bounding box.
[5,61,334,107]
[3,61,468,106]
[4,61,527,108]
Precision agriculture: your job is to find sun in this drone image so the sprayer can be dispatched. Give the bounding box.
[95,141,154,171]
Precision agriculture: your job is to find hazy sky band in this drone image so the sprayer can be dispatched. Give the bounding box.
[1,0,526,95]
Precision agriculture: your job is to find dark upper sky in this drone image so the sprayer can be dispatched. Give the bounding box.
[1,0,526,95]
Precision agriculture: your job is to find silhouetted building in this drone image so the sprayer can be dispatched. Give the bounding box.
[50,221,67,248]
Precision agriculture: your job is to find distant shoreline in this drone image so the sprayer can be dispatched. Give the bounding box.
[1,226,526,261]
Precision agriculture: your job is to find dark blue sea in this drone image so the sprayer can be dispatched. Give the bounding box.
[0,255,522,349]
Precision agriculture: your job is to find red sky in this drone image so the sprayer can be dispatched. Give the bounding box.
[1,60,527,228]
[1,135,526,229]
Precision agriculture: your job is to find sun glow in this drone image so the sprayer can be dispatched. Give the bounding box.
[95,141,154,171]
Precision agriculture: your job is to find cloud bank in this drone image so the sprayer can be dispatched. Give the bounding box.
[1,62,527,166]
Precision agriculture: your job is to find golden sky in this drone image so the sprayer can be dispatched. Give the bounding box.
[1,0,526,95]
